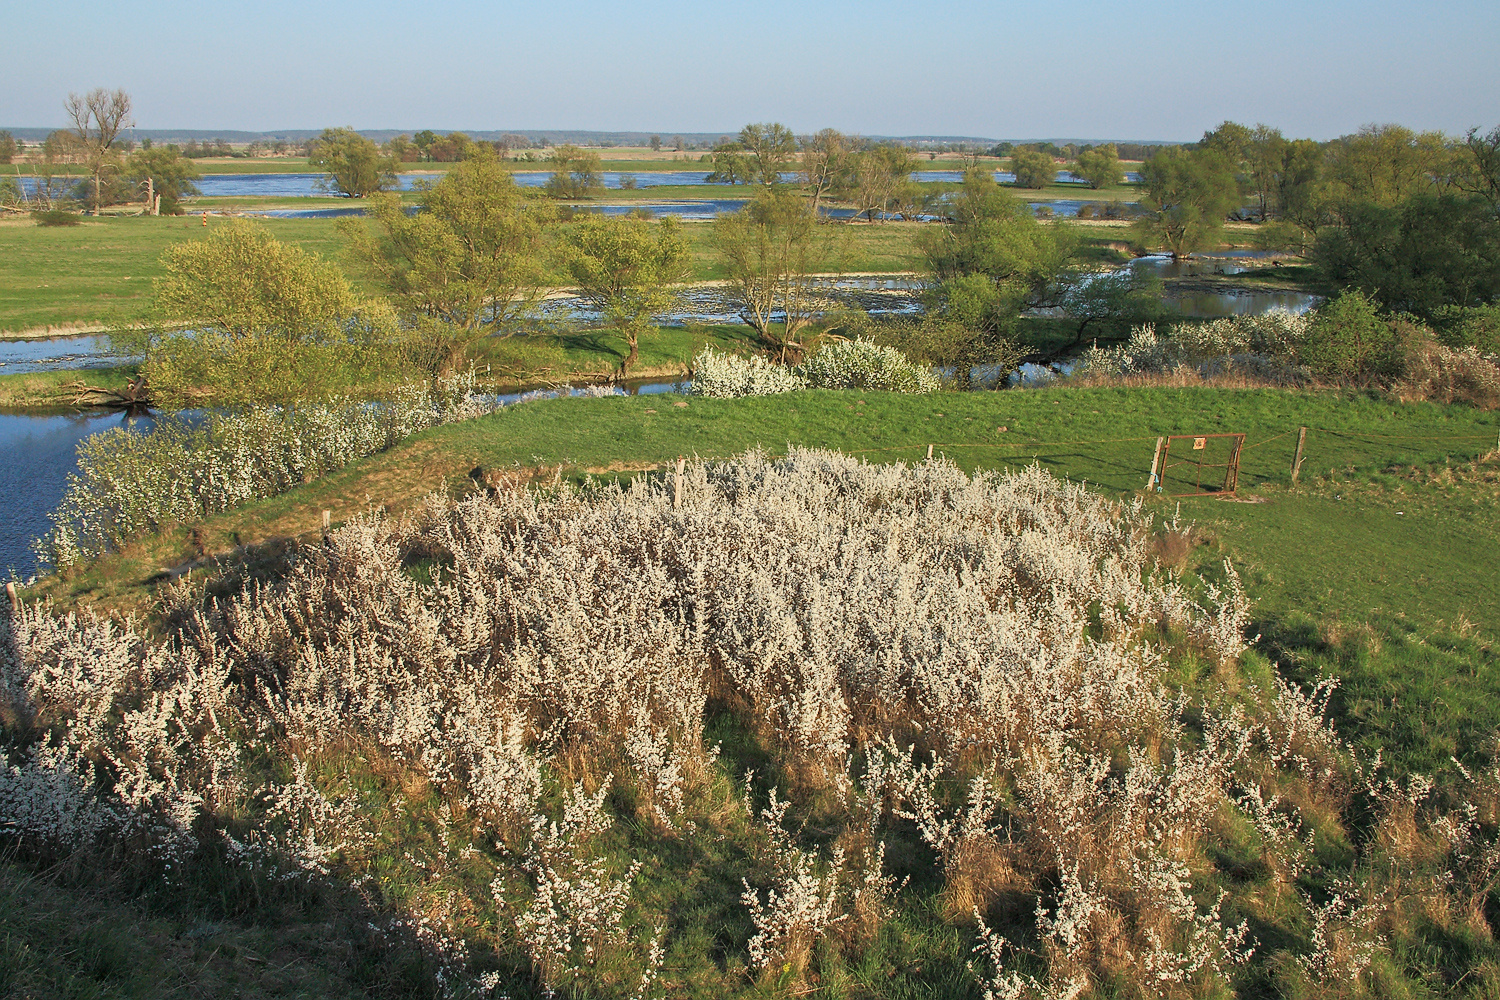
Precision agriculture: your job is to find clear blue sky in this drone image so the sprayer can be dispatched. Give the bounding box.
[4,0,1497,140]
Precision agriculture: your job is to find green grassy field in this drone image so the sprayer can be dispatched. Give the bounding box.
[32,385,1498,629]
[0,215,357,333]
[0,214,938,334]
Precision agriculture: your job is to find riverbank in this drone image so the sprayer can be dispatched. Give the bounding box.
[25,385,1498,620]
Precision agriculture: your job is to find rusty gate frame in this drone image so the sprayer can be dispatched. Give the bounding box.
[1151,433,1246,497]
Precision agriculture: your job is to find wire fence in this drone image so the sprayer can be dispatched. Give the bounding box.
[828,425,1500,497]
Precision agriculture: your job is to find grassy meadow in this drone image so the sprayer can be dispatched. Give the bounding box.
[0,214,944,335]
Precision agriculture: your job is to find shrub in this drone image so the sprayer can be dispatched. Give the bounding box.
[5,451,1266,996]
[1435,303,1500,356]
[796,338,943,393]
[37,370,501,566]
[691,340,940,398]
[689,348,807,397]
[1299,289,1407,384]
[1078,311,1313,385]
[10,450,1496,996]
[31,209,81,227]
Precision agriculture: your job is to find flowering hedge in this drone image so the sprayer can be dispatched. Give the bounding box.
[38,371,500,567]
[691,339,940,398]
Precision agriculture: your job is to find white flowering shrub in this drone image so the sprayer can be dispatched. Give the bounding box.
[690,339,940,398]
[796,338,943,393]
[37,370,502,567]
[690,347,808,397]
[5,448,1489,996]
[1079,311,1313,384]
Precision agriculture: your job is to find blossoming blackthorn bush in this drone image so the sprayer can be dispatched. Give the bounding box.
[4,450,1493,997]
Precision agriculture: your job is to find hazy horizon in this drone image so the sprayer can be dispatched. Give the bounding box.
[4,0,1497,142]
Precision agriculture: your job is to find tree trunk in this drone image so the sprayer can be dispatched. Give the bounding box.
[622,334,638,378]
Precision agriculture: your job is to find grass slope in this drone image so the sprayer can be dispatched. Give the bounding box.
[10,385,1500,998]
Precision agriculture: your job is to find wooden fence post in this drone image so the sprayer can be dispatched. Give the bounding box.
[674,456,685,510]
[1291,427,1307,484]
[926,444,934,460]
[322,509,331,532]
[1146,436,1164,492]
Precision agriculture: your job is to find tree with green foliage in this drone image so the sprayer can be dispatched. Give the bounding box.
[920,172,1078,337]
[713,191,834,363]
[1273,137,1329,229]
[704,138,753,184]
[429,131,474,162]
[543,144,604,198]
[1072,143,1122,189]
[1299,288,1407,384]
[1008,148,1056,189]
[1199,121,1253,162]
[386,134,415,162]
[344,150,553,373]
[1457,125,1500,207]
[1205,121,1294,222]
[412,129,438,161]
[1134,147,1241,257]
[308,127,397,198]
[140,221,388,404]
[0,131,16,164]
[557,216,688,377]
[65,87,132,212]
[1057,267,1165,346]
[126,145,200,215]
[1312,193,1500,319]
[1325,124,1447,209]
[736,122,798,187]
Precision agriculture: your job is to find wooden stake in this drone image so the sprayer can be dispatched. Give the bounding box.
[4,581,16,609]
[926,444,934,460]
[673,456,685,510]
[1146,436,1164,491]
[322,509,331,531]
[1291,426,1307,484]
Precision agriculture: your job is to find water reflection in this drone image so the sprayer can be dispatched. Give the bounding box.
[0,409,161,578]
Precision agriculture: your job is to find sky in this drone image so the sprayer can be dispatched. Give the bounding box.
[4,0,1498,141]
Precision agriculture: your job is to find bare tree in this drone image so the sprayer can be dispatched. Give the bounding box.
[800,128,847,216]
[712,191,836,364]
[65,87,133,212]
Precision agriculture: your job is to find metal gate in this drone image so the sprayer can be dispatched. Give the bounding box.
[1150,433,1246,497]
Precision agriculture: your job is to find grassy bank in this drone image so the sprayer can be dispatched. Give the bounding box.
[9,382,1500,1000]
[29,386,1498,626]
[0,365,141,409]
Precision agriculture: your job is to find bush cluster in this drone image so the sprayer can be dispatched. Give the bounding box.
[38,371,500,567]
[1079,298,1500,405]
[8,451,1488,996]
[1078,310,1314,385]
[691,339,941,398]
